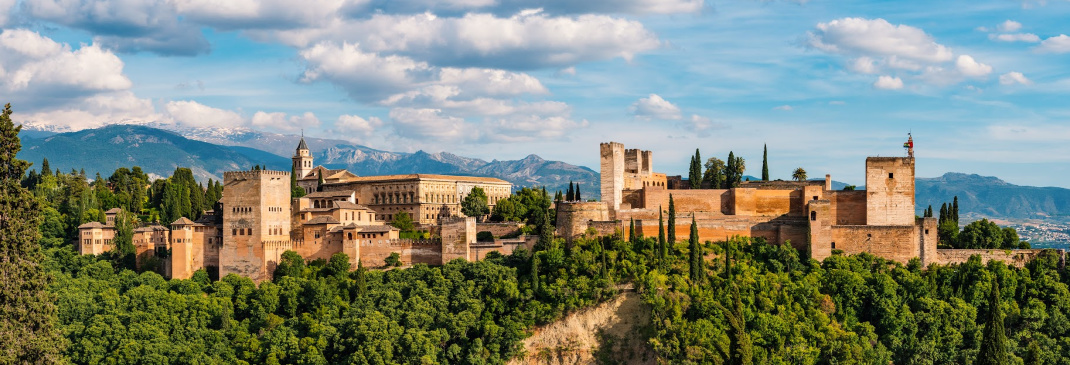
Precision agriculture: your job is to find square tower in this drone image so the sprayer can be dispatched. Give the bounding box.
[220,170,292,282]
[600,142,625,212]
[865,157,915,226]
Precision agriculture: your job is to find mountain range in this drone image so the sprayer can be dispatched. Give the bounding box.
[17,125,599,197]
[17,124,1070,223]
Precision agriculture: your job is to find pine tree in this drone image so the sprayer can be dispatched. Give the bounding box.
[0,103,64,363]
[110,210,136,271]
[575,185,581,201]
[688,216,702,285]
[40,158,51,177]
[667,194,676,244]
[566,181,574,201]
[761,144,769,181]
[976,279,1008,365]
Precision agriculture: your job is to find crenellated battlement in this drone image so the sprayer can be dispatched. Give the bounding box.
[223,170,291,183]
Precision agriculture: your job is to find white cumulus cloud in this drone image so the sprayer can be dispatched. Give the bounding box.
[1037,34,1070,54]
[165,100,245,128]
[999,71,1032,85]
[873,75,903,90]
[251,111,321,132]
[808,18,952,64]
[335,114,384,137]
[955,55,992,77]
[630,94,682,120]
[997,20,1022,32]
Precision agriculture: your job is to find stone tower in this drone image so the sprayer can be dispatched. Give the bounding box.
[219,169,292,282]
[865,157,915,226]
[293,137,313,179]
[600,142,625,213]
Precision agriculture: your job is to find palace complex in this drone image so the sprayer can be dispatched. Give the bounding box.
[79,139,523,282]
[556,138,1057,267]
[78,137,1058,282]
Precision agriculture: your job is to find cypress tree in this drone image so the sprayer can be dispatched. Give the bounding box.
[530,253,540,293]
[952,196,959,224]
[976,279,1008,365]
[761,144,769,181]
[690,149,702,189]
[939,203,948,224]
[0,103,64,363]
[668,194,676,244]
[721,284,754,365]
[726,151,737,188]
[575,185,581,201]
[689,216,702,285]
[317,172,325,192]
[566,181,574,201]
[290,164,306,198]
[658,208,666,266]
[354,260,367,298]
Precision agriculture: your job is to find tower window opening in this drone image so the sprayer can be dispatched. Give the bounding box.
[810,211,817,221]
[831,242,836,249]
[889,173,894,179]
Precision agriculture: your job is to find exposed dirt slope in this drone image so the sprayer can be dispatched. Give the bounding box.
[509,291,655,365]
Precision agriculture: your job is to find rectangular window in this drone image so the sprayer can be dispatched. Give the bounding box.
[888,173,894,178]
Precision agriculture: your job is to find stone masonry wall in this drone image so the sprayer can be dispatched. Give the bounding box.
[936,249,1065,268]
[556,201,609,242]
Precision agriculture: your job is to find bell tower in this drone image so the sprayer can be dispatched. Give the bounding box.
[293,136,313,179]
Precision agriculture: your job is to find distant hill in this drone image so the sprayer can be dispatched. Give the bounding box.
[17,125,599,196]
[916,173,1070,220]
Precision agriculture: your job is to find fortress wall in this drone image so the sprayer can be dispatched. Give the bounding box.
[621,189,644,210]
[588,221,621,238]
[829,225,918,264]
[556,202,610,241]
[830,191,867,225]
[642,188,728,214]
[442,218,474,263]
[476,222,523,238]
[293,238,344,262]
[359,240,442,267]
[753,189,799,216]
[935,249,1063,268]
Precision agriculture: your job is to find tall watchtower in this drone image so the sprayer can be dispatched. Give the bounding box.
[600,142,625,212]
[220,169,292,282]
[293,137,313,179]
[865,157,915,226]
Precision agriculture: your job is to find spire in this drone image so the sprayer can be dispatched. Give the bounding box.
[297,137,308,151]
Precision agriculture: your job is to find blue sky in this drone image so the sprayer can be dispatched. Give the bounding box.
[2,0,1070,187]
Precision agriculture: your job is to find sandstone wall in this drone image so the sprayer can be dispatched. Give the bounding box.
[830,191,867,225]
[475,222,523,238]
[600,142,625,212]
[641,188,728,214]
[359,240,442,267]
[828,225,917,263]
